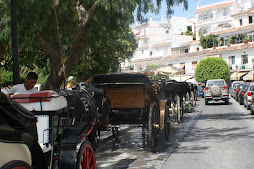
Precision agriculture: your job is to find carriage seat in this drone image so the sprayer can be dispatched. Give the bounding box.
[12,90,68,112]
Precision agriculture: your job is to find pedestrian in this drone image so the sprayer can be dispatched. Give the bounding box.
[85,75,93,85]
[7,72,39,95]
[66,76,79,90]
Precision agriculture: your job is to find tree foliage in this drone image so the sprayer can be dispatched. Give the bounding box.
[199,34,219,49]
[195,57,230,82]
[1,0,188,89]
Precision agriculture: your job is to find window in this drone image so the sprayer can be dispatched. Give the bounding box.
[223,10,228,16]
[196,47,200,52]
[241,54,248,64]
[180,62,185,69]
[166,30,169,34]
[184,49,189,53]
[250,34,254,42]
[229,56,235,67]
[249,16,253,24]
[202,29,208,34]
[239,19,243,26]
[150,51,153,56]
[142,50,144,54]
[210,14,213,19]
[200,14,209,21]
[192,61,197,70]
[144,39,149,44]
[208,81,225,87]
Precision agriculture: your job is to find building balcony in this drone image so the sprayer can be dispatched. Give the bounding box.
[197,16,232,25]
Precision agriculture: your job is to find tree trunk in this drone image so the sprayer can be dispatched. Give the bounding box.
[38,2,99,90]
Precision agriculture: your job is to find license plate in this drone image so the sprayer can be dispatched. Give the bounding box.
[213,97,221,99]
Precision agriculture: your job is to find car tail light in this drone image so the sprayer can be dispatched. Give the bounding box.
[237,89,240,93]
[205,87,209,90]
[248,92,252,96]
[241,92,245,95]
[224,86,228,89]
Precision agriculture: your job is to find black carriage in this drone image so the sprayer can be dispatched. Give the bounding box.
[178,82,192,113]
[0,87,99,169]
[93,73,170,152]
[158,79,193,124]
[188,82,197,106]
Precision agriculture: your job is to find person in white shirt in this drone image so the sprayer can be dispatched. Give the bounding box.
[7,72,39,95]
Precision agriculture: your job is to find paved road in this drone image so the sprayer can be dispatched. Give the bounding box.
[95,97,254,169]
[161,97,254,169]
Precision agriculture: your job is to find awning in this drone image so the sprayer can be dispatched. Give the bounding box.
[243,70,254,81]
[230,71,248,80]
[169,75,193,82]
[144,65,185,75]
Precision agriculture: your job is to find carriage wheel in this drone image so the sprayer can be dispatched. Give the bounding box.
[176,95,181,123]
[186,92,191,113]
[180,98,184,119]
[182,96,186,112]
[164,105,170,140]
[76,140,96,169]
[1,161,32,169]
[149,102,159,153]
[191,91,195,107]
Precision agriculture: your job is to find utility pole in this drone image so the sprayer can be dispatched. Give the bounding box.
[11,0,21,84]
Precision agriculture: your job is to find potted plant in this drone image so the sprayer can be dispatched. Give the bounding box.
[243,35,249,44]
[227,37,232,47]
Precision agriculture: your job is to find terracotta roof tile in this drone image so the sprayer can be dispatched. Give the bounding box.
[163,43,254,60]
[132,56,163,63]
[231,8,254,16]
[196,2,234,13]
[213,24,254,35]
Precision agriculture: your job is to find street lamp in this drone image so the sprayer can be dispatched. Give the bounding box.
[118,57,122,73]
[235,65,238,81]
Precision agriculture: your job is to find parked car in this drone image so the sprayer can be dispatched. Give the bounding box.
[204,79,229,105]
[243,83,254,110]
[197,86,204,98]
[230,81,244,97]
[250,95,254,115]
[232,81,245,99]
[237,83,250,105]
[235,83,243,101]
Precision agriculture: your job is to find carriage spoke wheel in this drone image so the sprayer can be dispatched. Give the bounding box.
[149,102,159,153]
[186,93,191,113]
[76,141,96,169]
[182,96,186,112]
[1,161,32,169]
[191,91,195,107]
[176,95,181,123]
[164,105,170,140]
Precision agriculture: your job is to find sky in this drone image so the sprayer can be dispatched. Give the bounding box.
[135,0,232,21]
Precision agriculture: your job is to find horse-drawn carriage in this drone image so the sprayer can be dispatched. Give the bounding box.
[158,79,193,123]
[93,73,170,152]
[0,86,103,169]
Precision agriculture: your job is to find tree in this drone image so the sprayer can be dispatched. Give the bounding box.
[1,0,188,89]
[195,57,230,82]
[199,34,219,49]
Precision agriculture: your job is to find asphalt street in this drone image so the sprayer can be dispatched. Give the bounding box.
[95,97,254,169]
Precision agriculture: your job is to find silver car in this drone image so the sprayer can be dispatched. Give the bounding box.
[204,79,229,105]
[243,83,254,110]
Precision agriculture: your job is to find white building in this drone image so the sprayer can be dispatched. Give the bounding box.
[131,16,194,72]
[129,0,254,82]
